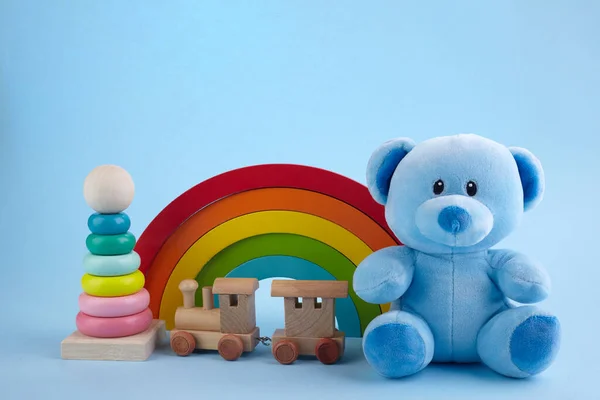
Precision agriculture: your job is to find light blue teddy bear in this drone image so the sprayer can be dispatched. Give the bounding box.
[353,134,561,379]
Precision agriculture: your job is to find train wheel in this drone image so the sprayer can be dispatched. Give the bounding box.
[273,340,298,365]
[171,331,195,356]
[218,334,244,361]
[315,338,340,364]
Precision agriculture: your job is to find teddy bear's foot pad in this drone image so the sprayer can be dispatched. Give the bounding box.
[363,310,434,378]
[510,314,560,374]
[477,305,561,378]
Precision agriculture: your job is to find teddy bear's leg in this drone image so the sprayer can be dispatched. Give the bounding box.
[362,310,434,378]
[477,305,560,378]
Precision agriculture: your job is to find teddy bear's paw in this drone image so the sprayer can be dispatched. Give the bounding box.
[362,310,434,378]
[477,305,561,378]
[353,246,415,304]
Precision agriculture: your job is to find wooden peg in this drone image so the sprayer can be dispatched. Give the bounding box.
[179,280,198,309]
[202,287,214,310]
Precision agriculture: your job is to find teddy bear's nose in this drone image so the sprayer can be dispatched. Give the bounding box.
[438,206,471,234]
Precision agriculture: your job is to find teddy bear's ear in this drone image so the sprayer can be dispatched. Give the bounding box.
[508,146,545,212]
[366,138,415,204]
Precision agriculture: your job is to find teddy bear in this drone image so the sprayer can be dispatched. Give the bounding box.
[353,133,561,379]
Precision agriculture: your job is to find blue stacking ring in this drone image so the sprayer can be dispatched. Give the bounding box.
[88,212,131,235]
[83,251,141,277]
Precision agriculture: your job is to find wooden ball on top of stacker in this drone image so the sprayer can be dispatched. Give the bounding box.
[83,165,135,214]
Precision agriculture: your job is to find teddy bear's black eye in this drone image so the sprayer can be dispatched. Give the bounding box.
[466,181,477,196]
[433,179,444,195]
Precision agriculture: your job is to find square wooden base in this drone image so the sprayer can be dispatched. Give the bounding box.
[61,320,166,361]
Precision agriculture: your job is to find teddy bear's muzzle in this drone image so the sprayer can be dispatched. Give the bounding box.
[415,195,494,247]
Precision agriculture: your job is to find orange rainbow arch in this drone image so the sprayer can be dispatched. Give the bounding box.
[134,164,402,337]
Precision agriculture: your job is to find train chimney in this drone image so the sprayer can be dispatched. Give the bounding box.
[202,287,214,310]
[179,279,198,309]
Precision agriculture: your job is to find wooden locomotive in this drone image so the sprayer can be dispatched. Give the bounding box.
[170,277,348,365]
[170,277,261,361]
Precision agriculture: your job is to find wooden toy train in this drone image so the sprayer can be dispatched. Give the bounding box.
[170,277,348,365]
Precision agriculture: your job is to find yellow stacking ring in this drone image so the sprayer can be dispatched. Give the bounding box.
[81,270,145,297]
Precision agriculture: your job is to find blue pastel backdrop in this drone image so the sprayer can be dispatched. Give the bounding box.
[1,1,598,399]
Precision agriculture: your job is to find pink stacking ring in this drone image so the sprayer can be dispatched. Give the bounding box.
[76,308,153,338]
[78,289,150,317]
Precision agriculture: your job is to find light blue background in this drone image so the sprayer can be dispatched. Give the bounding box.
[1,1,598,399]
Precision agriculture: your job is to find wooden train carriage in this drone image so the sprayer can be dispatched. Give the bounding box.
[170,278,260,361]
[270,280,349,365]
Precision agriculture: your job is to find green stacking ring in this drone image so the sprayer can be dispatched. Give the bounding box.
[83,251,141,277]
[86,232,136,255]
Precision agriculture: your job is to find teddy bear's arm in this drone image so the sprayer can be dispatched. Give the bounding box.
[487,249,551,304]
[352,246,415,304]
